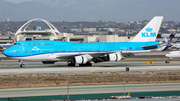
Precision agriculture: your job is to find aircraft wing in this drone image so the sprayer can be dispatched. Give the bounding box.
[121,50,151,57]
[56,50,151,61]
[121,50,151,53]
[56,53,84,60]
[56,52,114,60]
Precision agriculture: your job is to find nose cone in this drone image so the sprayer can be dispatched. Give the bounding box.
[165,54,170,57]
[2,49,9,57]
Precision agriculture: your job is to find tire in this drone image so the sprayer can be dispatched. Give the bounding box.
[20,64,25,68]
[79,63,92,66]
[68,63,75,66]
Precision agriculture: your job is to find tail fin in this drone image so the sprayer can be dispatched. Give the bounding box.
[130,16,163,42]
[168,37,172,45]
[164,37,172,45]
[96,37,99,42]
[13,38,17,44]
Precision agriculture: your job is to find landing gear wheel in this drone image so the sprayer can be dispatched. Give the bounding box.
[87,62,92,66]
[20,64,25,68]
[68,63,75,66]
[79,64,85,66]
[79,62,92,66]
[67,61,75,66]
[19,60,25,67]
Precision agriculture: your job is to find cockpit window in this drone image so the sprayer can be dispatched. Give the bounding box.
[15,43,20,45]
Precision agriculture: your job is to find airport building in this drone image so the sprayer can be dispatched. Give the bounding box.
[0,36,13,44]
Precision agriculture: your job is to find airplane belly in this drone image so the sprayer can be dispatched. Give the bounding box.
[9,54,49,61]
[46,53,59,61]
[9,53,76,61]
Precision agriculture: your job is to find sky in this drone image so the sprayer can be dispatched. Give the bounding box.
[5,0,36,3]
[1,0,180,22]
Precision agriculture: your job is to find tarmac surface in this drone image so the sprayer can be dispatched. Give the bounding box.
[0,61,180,74]
[0,61,179,74]
[0,83,180,98]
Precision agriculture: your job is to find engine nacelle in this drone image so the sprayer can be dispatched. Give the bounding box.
[107,53,123,62]
[73,56,88,64]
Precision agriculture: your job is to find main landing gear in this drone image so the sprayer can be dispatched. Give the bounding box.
[67,61,92,66]
[67,61,75,66]
[79,62,92,66]
[19,60,25,68]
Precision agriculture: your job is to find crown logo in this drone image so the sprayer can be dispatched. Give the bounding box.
[32,47,39,50]
[145,27,153,32]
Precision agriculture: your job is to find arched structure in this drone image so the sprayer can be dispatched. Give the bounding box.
[15,18,61,36]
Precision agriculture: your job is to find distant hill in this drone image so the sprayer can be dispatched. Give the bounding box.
[0,0,180,22]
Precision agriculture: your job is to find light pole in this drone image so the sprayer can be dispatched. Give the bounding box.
[67,73,69,101]
[124,67,129,96]
[124,73,126,96]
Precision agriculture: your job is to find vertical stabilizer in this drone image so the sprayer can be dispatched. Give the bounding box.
[13,38,17,44]
[130,16,163,42]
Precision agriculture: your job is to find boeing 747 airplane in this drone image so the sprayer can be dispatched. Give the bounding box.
[3,16,163,67]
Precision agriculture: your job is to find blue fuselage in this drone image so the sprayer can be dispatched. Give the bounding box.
[3,40,159,57]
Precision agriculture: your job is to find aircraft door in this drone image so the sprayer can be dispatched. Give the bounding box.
[132,47,136,51]
[41,41,45,48]
[78,48,82,54]
[51,48,54,54]
[28,49,31,56]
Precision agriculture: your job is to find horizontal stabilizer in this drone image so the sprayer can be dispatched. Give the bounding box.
[141,44,160,49]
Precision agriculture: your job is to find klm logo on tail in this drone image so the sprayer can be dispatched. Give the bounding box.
[142,27,156,37]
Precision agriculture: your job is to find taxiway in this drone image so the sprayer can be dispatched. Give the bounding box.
[0,83,180,98]
[0,61,179,74]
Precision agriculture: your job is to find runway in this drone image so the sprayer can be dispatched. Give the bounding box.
[0,83,180,98]
[0,61,179,74]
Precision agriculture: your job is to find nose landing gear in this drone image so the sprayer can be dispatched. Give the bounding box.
[19,60,25,67]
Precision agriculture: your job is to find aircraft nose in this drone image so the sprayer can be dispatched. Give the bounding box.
[165,54,169,57]
[3,49,10,57]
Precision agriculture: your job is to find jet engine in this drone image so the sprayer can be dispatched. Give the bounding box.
[73,56,88,64]
[107,53,123,62]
